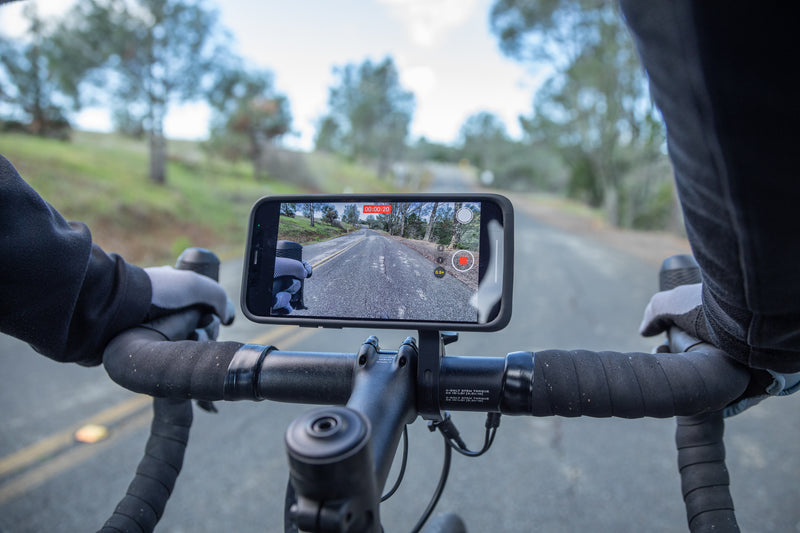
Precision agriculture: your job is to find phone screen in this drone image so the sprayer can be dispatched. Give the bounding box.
[243,195,513,331]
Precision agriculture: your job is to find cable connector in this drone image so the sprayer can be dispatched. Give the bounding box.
[428,412,468,449]
[485,412,502,430]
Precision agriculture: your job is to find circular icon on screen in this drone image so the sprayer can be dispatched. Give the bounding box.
[436,256,445,264]
[451,250,475,272]
[433,266,446,278]
[455,207,474,224]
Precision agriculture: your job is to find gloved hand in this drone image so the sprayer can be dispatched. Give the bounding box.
[272,257,312,314]
[639,282,800,416]
[639,283,710,340]
[143,266,235,341]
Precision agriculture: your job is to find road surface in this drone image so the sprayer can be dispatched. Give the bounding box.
[1,166,798,532]
[293,229,476,322]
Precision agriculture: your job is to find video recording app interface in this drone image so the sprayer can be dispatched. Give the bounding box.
[270,200,484,323]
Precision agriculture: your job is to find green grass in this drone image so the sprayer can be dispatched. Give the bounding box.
[305,151,400,193]
[276,215,355,244]
[1,131,392,265]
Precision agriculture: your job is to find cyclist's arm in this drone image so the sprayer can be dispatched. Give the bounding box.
[0,154,151,366]
[620,2,800,374]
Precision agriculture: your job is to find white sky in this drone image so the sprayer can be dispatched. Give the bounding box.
[0,0,547,150]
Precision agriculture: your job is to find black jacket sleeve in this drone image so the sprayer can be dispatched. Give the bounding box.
[0,154,152,366]
[620,2,800,374]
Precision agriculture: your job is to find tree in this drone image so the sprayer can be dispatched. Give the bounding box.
[315,57,414,177]
[408,137,460,164]
[431,204,455,246]
[458,111,509,173]
[207,65,292,180]
[0,5,70,138]
[423,202,439,242]
[281,203,297,217]
[314,116,342,154]
[342,204,359,226]
[321,204,338,225]
[302,203,317,227]
[51,0,226,184]
[491,0,665,225]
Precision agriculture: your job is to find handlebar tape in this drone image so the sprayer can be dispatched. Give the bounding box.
[98,397,192,533]
[103,327,241,400]
[517,348,749,418]
[676,411,739,532]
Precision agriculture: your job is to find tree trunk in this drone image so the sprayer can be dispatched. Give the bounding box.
[603,183,620,227]
[449,202,463,249]
[424,202,438,242]
[149,128,166,185]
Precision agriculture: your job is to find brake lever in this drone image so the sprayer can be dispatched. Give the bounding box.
[176,248,224,415]
[195,400,219,413]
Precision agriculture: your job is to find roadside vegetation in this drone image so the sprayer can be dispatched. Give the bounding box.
[2,0,684,261]
[2,131,394,265]
[277,215,357,245]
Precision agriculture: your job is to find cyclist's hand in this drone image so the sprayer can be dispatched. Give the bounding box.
[139,308,220,342]
[638,283,712,342]
[145,265,235,325]
[272,257,312,314]
[639,283,800,416]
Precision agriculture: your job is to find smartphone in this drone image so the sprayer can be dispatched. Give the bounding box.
[242,194,513,331]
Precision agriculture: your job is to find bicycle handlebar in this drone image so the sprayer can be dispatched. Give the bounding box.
[104,333,750,419]
[99,248,224,533]
[100,249,754,532]
[103,328,750,533]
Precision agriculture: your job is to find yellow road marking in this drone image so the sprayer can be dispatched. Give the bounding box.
[0,325,318,503]
[246,324,299,346]
[310,236,364,271]
[0,394,150,478]
[272,326,317,349]
[0,410,152,505]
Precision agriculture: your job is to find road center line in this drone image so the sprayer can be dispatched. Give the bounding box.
[0,324,319,503]
[311,236,364,270]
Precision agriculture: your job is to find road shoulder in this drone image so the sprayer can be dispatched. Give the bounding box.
[505,192,691,267]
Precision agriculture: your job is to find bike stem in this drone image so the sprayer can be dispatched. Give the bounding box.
[285,335,420,533]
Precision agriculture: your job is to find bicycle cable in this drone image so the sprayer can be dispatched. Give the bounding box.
[381,425,409,502]
[407,412,502,532]
[411,433,453,533]
[432,412,502,457]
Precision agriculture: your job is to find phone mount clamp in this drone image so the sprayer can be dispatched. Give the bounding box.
[415,330,458,422]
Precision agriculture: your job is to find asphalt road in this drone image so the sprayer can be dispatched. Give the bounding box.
[1,166,798,532]
[294,229,476,322]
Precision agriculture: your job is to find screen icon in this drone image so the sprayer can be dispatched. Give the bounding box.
[451,250,475,272]
[456,207,474,224]
[433,266,446,278]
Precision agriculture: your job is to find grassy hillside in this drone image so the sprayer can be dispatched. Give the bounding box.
[277,215,356,244]
[1,131,397,265]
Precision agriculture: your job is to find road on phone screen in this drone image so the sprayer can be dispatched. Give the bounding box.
[294,229,476,322]
[1,163,798,533]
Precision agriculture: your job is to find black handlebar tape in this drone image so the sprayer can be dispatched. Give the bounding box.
[104,328,241,400]
[522,348,749,418]
[98,398,192,533]
[658,254,740,533]
[659,254,701,291]
[100,248,234,533]
[676,411,739,533]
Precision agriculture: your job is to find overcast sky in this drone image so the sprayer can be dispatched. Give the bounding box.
[0,0,549,150]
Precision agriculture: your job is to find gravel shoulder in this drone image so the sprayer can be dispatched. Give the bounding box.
[505,191,692,267]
